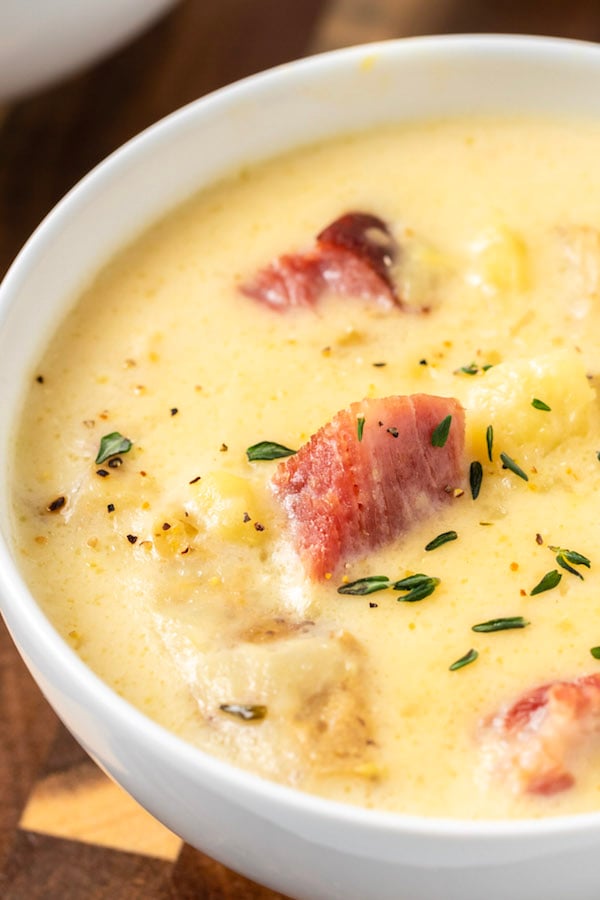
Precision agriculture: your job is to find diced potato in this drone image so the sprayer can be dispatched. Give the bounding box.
[557,225,600,320]
[396,232,453,312]
[467,225,529,293]
[187,471,266,545]
[466,349,595,459]
[152,511,198,558]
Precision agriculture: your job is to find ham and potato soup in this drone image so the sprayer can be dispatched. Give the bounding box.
[12,117,600,819]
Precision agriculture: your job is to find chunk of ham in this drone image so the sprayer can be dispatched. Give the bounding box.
[271,394,465,579]
[240,212,400,311]
[480,673,600,796]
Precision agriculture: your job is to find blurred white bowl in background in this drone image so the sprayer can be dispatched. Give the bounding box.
[0,0,178,103]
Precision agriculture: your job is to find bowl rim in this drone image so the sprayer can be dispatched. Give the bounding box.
[3,31,600,842]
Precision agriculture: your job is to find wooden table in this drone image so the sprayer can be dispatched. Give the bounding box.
[2,1,600,896]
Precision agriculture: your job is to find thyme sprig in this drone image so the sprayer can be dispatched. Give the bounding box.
[95,432,133,464]
[449,648,478,671]
[500,452,529,482]
[425,531,458,552]
[548,545,591,580]
[338,572,440,603]
[469,461,483,500]
[338,576,391,596]
[472,616,529,633]
[530,569,562,596]
[393,573,440,602]
[431,415,452,448]
[246,441,296,461]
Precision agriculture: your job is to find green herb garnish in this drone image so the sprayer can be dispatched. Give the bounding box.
[338,576,391,596]
[469,461,483,500]
[591,647,600,660]
[425,531,458,552]
[357,415,366,442]
[246,441,296,461]
[530,569,562,596]
[219,703,267,721]
[472,616,529,633]
[449,648,478,671]
[457,362,479,375]
[486,424,494,462]
[95,432,133,464]
[500,452,529,482]
[393,573,440,602]
[431,415,452,448]
[532,398,551,411]
[548,545,591,580]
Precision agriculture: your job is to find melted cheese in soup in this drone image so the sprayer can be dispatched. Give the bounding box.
[12,116,600,819]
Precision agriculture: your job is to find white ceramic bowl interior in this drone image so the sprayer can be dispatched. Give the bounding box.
[0,0,177,102]
[3,35,600,900]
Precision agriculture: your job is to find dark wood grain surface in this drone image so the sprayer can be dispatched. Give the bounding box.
[2,1,600,896]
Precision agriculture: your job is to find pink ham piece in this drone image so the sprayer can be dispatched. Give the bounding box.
[240,212,400,311]
[480,673,600,796]
[271,394,465,580]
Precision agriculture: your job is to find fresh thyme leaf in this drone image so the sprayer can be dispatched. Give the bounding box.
[472,616,529,633]
[532,398,551,411]
[500,452,529,482]
[246,441,296,461]
[431,415,452,448]
[548,545,591,580]
[338,576,391,596]
[591,647,600,660]
[455,362,493,376]
[486,425,494,462]
[425,531,458,552]
[357,415,366,442]
[449,648,478,671]
[95,432,133,464]
[469,461,483,500]
[219,703,267,721]
[530,569,562,596]
[394,574,440,603]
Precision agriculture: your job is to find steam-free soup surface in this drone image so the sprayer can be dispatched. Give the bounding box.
[13,117,600,818]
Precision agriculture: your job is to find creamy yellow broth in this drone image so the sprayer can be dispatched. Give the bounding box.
[12,117,600,819]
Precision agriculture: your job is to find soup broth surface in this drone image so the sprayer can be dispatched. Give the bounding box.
[13,116,600,819]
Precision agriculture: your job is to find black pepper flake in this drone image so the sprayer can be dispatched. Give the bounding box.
[419,359,428,366]
[36,375,45,384]
[378,420,384,427]
[107,503,115,513]
[189,476,201,484]
[220,443,228,452]
[181,547,190,555]
[96,469,109,478]
[47,496,66,512]
[243,512,251,523]
[386,426,399,438]
[162,522,171,531]
[536,533,544,545]
[372,362,387,368]
[254,522,265,532]
[126,534,138,544]
[170,408,178,416]
[369,602,378,608]
[107,456,122,468]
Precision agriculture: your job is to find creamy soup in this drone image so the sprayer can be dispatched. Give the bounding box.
[12,117,600,819]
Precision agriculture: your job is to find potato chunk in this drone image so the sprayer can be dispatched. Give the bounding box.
[187,471,266,544]
[466,350,594,460]
[467,225,529,294]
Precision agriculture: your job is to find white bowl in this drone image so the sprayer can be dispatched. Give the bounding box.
[0,0,177,102]
[3,34,600,900]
